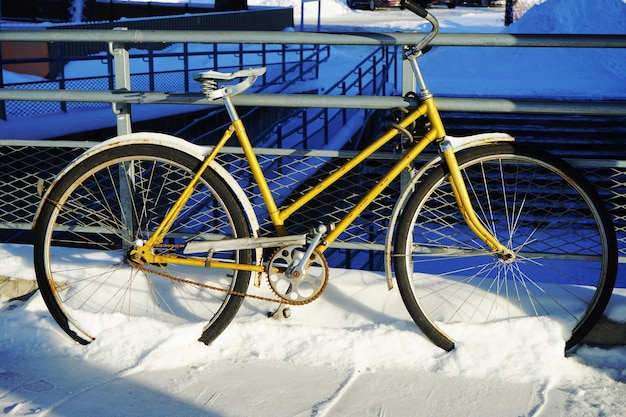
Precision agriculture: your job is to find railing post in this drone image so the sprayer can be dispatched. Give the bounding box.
[0,43,4,120]
[302,110,308,148]
[148,43,155,91]
[372,54,377,94]
[402,49,414,97]
[183,42,190,92]
[399,47,415,200]
[109,27,132,137]
[108,28,134,248]
[324,108,329,145]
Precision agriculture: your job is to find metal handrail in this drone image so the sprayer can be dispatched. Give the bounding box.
[2,89,625,116]
[1,30,625,48]
[2,30,626,116]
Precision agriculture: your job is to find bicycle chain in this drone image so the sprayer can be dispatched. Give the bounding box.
[128,259,313,306]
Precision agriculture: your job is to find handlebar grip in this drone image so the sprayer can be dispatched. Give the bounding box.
[401,0,429,18]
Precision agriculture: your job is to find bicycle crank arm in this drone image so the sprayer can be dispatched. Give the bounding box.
[183,234,307,254]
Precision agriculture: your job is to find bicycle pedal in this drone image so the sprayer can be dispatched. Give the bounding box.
[268,305,291,320]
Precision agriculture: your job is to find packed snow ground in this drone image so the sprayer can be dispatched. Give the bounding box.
[1,1,626,416]
[1,241,626,417]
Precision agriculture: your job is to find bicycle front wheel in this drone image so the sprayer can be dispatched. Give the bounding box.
[394,143,617,352]
[34,143,253,345]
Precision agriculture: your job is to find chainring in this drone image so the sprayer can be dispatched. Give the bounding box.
[266,245,329,304]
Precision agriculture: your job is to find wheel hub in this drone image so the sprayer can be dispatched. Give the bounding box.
[496,249,516,263]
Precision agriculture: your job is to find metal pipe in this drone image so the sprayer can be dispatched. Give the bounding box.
[1,30,625,49]
[1,89,625,116]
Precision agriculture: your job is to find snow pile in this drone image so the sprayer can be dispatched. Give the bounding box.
[508,0,626,34]
[422,0,626,98]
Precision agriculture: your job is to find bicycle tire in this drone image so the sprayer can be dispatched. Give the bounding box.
[33,143,253,345]
[393,143,617,352]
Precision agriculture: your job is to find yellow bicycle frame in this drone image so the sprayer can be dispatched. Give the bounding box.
[131,95,511,270]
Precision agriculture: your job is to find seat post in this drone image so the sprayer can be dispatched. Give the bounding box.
[223,96,240,122]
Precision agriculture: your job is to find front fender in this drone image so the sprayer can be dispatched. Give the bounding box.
[384,132,514,289]
[32,132,260,259]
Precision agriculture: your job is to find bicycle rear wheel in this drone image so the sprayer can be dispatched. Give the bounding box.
[34,143,253,345]
[394,143,617,352]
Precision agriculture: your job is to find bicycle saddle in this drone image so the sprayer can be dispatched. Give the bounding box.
[194,67,266,100]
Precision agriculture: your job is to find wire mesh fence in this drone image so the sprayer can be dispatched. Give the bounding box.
[1,140,624,272]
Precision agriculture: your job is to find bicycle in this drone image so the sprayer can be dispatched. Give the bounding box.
[32,0,617,353]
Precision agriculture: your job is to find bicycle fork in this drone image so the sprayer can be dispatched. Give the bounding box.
[439,139,515,261]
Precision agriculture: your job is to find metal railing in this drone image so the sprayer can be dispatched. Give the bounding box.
[2,30,626,116]
[1,28,625,272]
[0,42,329,120]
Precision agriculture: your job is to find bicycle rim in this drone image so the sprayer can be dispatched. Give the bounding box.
[394,143,617,352]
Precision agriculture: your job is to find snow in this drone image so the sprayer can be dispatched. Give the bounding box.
[422,0,626,99]
[1,1,626,416]
[1,239,626,416]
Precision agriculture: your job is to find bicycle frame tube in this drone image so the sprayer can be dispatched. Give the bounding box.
[315,96,448,249]
[292,102,435,212]
[136,94,510,268]
[280,102,433,245]
[270,98,440,251]
[234,119,285,234]
[321,126,440,251]
[131,123,236,263]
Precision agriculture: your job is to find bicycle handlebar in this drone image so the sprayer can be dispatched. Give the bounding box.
[401,0,440,56]
[401,0,429,18]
